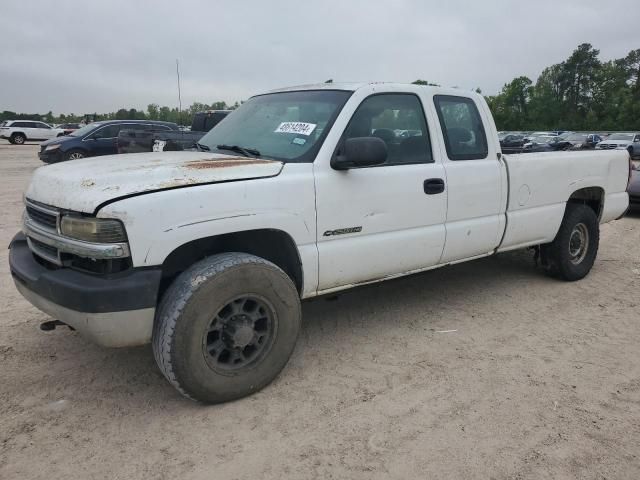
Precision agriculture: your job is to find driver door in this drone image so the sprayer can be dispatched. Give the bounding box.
[314,93,447,293]
[87,124,129,155]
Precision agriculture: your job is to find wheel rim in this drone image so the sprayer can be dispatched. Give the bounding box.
[14,136,24,144]
[569,222,589,265]
[68,152,84,159]
[202,295,277,372]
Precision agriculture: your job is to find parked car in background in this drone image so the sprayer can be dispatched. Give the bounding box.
[627,163,640,208]
[117,110,231,154]
[528,131,557,138]
[56,123,81,136]
[562,132,603,150]
[522,135,558,153]
[596,132,640,160]
[38,120,178,162]
[499,133,527,153]
[0,120,63,144]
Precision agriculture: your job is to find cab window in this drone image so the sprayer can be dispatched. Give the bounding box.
[434,95,488,160]
[342,93,432,165]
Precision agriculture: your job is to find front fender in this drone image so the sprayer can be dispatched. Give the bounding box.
[97,165,319,295]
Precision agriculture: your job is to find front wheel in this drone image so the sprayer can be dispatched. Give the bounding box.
[542,203,599,281]
[64,149,86,161]
[152,253,301,403]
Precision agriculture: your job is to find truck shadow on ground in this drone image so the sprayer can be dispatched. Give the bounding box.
[31,247,551,405]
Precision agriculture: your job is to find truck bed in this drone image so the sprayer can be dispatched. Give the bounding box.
[499,149,630,252]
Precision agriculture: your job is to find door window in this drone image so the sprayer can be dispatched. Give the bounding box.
[434,95,488,160]
[342,93,432,165]
[90,124,121,139]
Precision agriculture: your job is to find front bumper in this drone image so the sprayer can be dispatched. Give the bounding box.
[9,233,162,347]
[38,147,63,163]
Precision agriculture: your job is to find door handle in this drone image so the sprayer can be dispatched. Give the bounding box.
[423,178,445,195]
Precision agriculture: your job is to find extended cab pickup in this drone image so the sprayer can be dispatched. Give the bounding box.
[9,83,631,403]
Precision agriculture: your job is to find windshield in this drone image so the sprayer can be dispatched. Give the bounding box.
[68,123,103,137]
[566,133,587,141]
[607,133,634,141]
[197,90,352,162]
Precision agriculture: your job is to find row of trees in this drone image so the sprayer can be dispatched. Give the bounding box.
[2,43,638,131]
[0,101,238,127]
[486,43,640,131]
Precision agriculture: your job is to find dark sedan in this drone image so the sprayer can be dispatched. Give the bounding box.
[57,123,81,136]
[499,133,527,153]
[558,132,602,151]
[522,135,559,153]
[38,120,178,163]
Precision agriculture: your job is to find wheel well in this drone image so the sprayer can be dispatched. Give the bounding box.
[159,229,303,298]
[568,187,604,219]
[11,131,25,137]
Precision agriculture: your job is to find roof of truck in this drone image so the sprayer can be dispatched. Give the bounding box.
[267,82,371,93]
[265,82,481,98]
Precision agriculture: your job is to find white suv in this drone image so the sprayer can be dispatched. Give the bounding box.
[0,120,63,144]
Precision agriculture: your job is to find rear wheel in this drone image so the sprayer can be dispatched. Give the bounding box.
[11,133,26,145]
[152,252,301,403]
[542,203,599,281]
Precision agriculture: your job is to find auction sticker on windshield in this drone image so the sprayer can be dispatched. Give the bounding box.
[274,122,316,136]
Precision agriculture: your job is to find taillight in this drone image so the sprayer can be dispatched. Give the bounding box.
[628,153,633,189]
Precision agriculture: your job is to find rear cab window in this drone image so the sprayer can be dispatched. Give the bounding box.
[433,95,488,160]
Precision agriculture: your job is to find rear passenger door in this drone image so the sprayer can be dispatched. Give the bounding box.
[33,122,55,140]
[433,95,505,262]
[20,122,38,140]
[315,93,447,292]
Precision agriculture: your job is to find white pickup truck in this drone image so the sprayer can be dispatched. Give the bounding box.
[9,83,631,403]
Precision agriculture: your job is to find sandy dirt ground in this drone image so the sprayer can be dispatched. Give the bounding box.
[0,143,639,479]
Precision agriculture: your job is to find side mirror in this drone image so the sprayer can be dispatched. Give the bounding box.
[331,137,387,170]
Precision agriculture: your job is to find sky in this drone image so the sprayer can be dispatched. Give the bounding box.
[0,0,637,115]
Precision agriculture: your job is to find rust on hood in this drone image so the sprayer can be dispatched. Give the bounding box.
[184,158,273,170]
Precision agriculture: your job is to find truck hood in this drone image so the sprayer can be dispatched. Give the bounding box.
[26,151,284,213]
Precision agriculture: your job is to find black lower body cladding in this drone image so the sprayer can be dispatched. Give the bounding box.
[9,232,161,313]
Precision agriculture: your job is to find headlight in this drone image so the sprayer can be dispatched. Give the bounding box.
[45,144,61,151]
[60,216,127,243]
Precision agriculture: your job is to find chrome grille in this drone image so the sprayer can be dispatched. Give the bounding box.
[26,204,58,230]
[598,144,617,150]
[28,237,59,262]
[24,199,62,265]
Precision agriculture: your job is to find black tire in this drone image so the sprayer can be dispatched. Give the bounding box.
[11,133,26,145]
[153,252,301,403]
[542,203,599,281]
[64,149,86,161]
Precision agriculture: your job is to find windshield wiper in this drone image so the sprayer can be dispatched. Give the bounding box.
[216,144,260,158]
[196,142,210,151]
